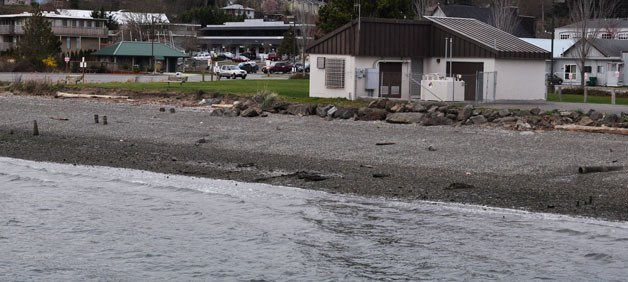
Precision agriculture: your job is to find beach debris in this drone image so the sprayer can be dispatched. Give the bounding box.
[236,163,255,168]
[295,171,328,182]
[578,166,625,174]
[49,117,69,121]
[159,107,166,112]
[360,164,374,168]
[169,108,176,113]
[103,116,108,125]
[427,145,437,151]
[555,125,628,136]
[94,114,99,124]
[32,120,38,136]
[445,182,475,190]
[197,138,207,144]
[171,157,177,162]
[56,92,128,99]
[376,142,396,146]
[372,173,390,178]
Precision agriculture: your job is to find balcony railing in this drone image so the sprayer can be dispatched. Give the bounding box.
[0,25,15,34]
[7,25,107,38]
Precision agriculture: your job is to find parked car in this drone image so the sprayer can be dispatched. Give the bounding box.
[217,52,234,59]
[231,55,250,62]
[294,62,310,73]
[240,52,257,61]
[217,65,247,79]
[546,74,563,85]
[238,61,259,73]
[262,61,293,74]
[267,52,282,61]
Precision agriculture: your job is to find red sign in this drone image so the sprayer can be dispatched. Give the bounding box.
[64,57,70,63]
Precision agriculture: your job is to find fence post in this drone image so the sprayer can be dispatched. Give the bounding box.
[557,86,562,102]
[611,90,616,105]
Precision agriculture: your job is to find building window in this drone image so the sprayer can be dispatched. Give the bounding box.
[560,33,570,39]
[76,37,81,49]
[66,37,71,49]
[601,33,612,39]
[597,66,605,73]
[565,64,577,80]
[325,58,345,89]
[584,66,592,73]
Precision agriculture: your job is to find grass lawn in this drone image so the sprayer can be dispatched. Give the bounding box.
[547,93,628,106]
[73,79,369,107]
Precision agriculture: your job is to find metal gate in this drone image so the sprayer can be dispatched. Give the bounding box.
[476,71,497,103]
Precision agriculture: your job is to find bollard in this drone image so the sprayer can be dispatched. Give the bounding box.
[94,114,99,124]
[611,90,616,105]
[202,71,205,82]
[33,120,39,136]
[103,116,108,125]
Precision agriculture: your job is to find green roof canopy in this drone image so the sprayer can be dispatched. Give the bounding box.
[94,41,188,58]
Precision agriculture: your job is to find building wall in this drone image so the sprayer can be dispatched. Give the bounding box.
[309,54,414,100]
[309,54,356,99]
[552,58,620,86]
[493,59,545,100]
[59,36,101,52]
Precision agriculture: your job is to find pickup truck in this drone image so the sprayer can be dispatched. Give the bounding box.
[217,65,247,79]
[262,61,293,74]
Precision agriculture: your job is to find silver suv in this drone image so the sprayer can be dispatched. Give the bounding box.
[217,65,247,79]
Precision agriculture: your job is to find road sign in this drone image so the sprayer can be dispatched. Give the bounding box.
[80,62,87,68]
[64,57,70,63]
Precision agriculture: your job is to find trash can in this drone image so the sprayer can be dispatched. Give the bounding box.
[587,76,597,86]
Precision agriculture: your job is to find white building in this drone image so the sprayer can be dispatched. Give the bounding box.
[221,4,255,19]
[555,18,628,40]
[306,17,549,102]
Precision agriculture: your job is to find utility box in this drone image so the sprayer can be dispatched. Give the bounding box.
[420,74,465,101]
[365,68,379,90]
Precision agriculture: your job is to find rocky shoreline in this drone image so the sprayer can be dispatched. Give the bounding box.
[1,94,627,221]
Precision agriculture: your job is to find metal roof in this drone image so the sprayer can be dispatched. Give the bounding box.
[425,16,547,54]
[563,39,628,58]
[94,42,187,58]
[433,5,536,38]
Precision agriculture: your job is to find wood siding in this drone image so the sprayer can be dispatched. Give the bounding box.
[307,18,550,60]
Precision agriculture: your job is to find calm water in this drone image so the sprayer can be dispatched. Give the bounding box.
[1,157,627,281]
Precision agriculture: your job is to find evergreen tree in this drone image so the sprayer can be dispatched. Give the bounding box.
[317,0,414,35]
[279,27,296,59]
[17,7,61,70]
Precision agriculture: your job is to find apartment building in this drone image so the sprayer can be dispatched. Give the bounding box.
[0,11,108,52]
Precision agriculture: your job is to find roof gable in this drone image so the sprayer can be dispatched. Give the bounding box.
[94,42,187,58]
[563,39,628,57]
[307,17,548,60]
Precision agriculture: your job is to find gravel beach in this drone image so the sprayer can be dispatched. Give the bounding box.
[1,94,627,221]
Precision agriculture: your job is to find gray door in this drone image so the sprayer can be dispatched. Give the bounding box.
[447,62,484,101]
[379,62,402,98]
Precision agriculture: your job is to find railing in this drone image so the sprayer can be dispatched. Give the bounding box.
[51,26,108,37]
[0,25,14,34]
[9,25,107,37]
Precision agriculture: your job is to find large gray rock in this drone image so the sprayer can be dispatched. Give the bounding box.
[577,116,594,126]
[286,104,317,116]
[412,103,428,113]
[209,108,225,116]
[240,107,260,117]
[604,113,619,124]
[224,108,241,117]
[589,111,603,121]
[458,105,474,121]
[316,105,333,117]
[498,109,510,117]
[333,107,358,119]
[357,108,388,121]
[385,112,425,124]
[470,115,487,124]
[530,107,541,115]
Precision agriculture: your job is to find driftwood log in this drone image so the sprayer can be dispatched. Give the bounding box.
[554,124,628,136]
[578,166,625,174]
[56,92,129,99]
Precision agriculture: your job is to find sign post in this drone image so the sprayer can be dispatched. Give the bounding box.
[64,56,70,73]
[80,57,86,83]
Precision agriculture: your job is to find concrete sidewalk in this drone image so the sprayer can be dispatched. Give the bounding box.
[475,101,627,115]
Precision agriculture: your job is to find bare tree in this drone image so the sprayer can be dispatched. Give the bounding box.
[413,0,438,19]
[568,0,619,102]
[294,1,316,73]
[489,0,520,34]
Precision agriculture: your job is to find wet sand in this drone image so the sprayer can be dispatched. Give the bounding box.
[1,95,627,221]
